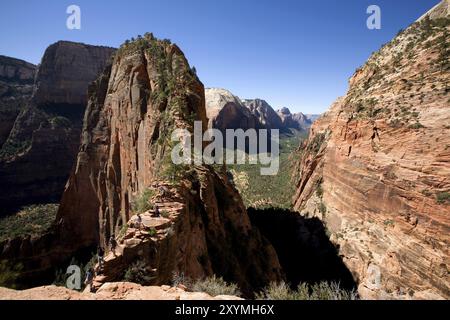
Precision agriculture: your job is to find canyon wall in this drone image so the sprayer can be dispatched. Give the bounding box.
[0,56,36,147]
[0,41,115,212]
[277,107,312,131]
[292,1,449,299]
[205,88,261,131]
[242,99,285,131]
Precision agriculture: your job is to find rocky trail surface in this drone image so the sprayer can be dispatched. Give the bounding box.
[0,282,241,300]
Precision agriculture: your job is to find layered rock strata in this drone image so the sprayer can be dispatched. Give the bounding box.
[0,41,115,212]
[292,1,450,299]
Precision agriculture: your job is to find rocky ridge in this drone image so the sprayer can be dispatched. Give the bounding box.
[53,35,282,296]
[242,99,285,131]
[292,0,450,299]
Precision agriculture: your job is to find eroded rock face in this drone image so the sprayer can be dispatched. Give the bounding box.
[0,56,35,82]
[205,88,261,131]
[0,41,115,212]
[292,2,450,299]
[0,56,36,147]
[33,42,116,106]
[205,88,266,152]
[242,99,285,131]
[56,36,282,295]
[205,90,314,134]
[277,107,311,131]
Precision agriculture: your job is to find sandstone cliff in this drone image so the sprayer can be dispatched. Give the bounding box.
[205,88,261,131]
[54,35,282,295]
[0,56,36,147]
[205,89,313,134]
[243,99,286,131]
[292,1,449,299]
[0,41,115,212]
[277,107,312,131]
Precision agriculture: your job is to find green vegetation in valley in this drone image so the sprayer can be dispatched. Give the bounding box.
[0,203,58,241]
[227,129,307,209]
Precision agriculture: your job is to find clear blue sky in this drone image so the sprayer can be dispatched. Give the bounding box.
[0,0,440,114]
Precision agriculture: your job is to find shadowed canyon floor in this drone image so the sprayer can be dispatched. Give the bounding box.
[248,208,357,291]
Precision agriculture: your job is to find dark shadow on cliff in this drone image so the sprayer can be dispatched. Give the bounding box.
[248,207,357,290]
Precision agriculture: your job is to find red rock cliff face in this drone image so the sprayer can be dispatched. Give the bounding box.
[292,2,449,299]
[57,36,282,294]
[0,42,115,212]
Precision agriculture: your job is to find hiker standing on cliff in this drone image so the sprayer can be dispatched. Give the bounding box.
[136,213,143,230]
[97,245,105,270]
[159,186,168,198]
[109,235,117,256]
[84,268,94,292]
[154,204,160,217]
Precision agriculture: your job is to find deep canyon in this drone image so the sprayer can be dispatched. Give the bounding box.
[0,0,449,301]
